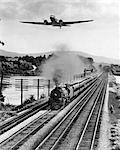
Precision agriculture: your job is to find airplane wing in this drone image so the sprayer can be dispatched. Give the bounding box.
[20,21,52,25]
[63,20,94,25]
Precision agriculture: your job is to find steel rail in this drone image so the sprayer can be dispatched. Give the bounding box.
[49,80,104,150]
[0,102,48,135]
[75,77,107,150]
[0,73,104,150]
[7,77,100,150]
[0,110,58,150]
[0,110,50,143]
[89,78,107,150]
[9,110,58,150]
[9,75,102,150]
[35,77,103,150]
[0,74,99,135]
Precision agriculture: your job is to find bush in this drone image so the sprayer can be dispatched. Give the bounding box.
[23,95,36,105]
[40,93,46,99]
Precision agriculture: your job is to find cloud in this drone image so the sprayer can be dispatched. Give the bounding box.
[0,1,19,19]
[62,0,119,20]
[0,0,119,22]
[0,0,66,20]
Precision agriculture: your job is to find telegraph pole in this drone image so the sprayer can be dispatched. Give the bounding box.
[21,79,23,105]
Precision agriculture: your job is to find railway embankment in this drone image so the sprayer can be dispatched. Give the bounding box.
[108,75,120,150]
[0,104,17,124]
[98,74,120,150]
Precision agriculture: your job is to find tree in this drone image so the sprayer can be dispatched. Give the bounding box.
[87,57,94,64]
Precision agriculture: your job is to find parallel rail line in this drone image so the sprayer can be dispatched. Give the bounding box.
[0,73,106,150]
[35,74,105,150]
[0,110,58,150]
[0,75,97,136]
[0,101,49,135]
[0,75,100,150]
[75,78,107,150]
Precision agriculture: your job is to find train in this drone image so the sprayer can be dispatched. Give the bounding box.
[49,76,98,110]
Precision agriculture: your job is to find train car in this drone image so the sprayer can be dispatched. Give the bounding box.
[49,76,98,110]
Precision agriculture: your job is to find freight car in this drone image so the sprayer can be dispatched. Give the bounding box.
[49,76,98,110]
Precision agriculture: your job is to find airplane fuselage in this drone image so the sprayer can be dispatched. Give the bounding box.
[50,15,64,27]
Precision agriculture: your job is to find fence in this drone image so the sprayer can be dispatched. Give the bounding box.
[14,78,51,105]
[2,70,95,105]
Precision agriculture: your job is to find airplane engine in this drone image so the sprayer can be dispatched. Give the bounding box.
[59,19,63,26]
[44,20,48,25]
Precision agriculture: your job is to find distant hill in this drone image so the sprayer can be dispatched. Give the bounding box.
[72,51,120,64]
[0,49,25,57]
[0,49,119,64]
[52,50,120,64]
[89,55,120,65]
[0,49,52,57]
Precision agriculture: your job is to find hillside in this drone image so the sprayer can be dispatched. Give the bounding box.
[0,49,119,64]
[68,51,120,64]
[0,49,25,57]
[0,49,52,57]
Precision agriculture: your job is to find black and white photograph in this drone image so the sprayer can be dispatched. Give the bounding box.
[0,0,120,150]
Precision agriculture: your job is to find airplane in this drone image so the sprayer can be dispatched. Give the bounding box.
[20,15,93,28]
[0,41,5,46]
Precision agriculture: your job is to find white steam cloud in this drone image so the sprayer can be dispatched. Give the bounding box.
[41,45,94,84]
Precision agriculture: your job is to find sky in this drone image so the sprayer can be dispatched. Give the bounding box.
[0,0,119,59]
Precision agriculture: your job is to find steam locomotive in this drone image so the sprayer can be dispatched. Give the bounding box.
[49,76,97,110]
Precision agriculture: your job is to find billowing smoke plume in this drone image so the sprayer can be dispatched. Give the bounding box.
[41,45,95,84]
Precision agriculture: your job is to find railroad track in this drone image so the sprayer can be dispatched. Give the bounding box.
[75,78,107,150]
[0,74,103,150]
[0,101,49,135]
[0,110,59,150]
[0,75,97,136]
[34,73,107,150]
